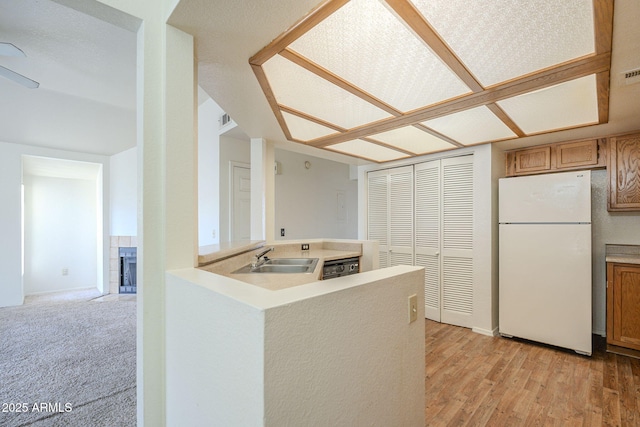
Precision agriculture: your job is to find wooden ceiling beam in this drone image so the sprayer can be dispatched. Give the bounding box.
[279,104,347,133]
[593,0,613,124]
[596,70,610,123]
[280,49,402,116]
[485,103,526,137]
[250,63,293,140]
[594,0,614,55]
[249,0,350,65]
[384,0,484,93]
[307,53,611,148]
[412,124,464,147]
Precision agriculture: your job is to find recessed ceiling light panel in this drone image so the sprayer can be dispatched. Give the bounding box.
[412,0,596,87]
[281,111,340,141]
[262,54,392,129]
[250,0,610,163]
[326,139,410,162]
[368,125,456,154]
[289,0,471,112]
[497,74,599,134]
[423,105,517,145]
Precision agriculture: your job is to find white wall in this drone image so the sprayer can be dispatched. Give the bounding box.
[110,146,137,236]
[0,141,109,308]
[219,135,251,242]
[263,268,424,426]
[591,169,640,335]
[165,265,424,426]
[274,149,358,240]
[197,98,222,246]
[23,175,98,294]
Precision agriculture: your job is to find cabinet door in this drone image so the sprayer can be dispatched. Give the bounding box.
[415,160,441,322]
[367,170,389,268]
[608,133,640,211]
[514,146,551,174]
[441,156,474,328]
[608,263,640,351]
[555,139,599,169]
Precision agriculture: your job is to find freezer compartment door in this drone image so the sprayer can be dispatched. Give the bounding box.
[499,224,592,355]
[499,170,591,223]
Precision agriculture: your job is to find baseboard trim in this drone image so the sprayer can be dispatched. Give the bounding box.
[607,343,640,360]
[472,326,499,337]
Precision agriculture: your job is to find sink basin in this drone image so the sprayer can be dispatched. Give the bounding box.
[232,258,319,274]
[252,264,312,273]
[266,258,316,266]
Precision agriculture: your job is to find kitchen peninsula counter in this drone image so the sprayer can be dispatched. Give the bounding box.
[165,238,425,426]
[198,239,368,291]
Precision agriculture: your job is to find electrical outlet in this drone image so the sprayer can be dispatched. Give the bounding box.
[280,228,285,237]
[62,268,69,276]
[301,243,309,250]
[408,294,417,323]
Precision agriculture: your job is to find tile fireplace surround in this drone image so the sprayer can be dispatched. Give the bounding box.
[109,236,137,294]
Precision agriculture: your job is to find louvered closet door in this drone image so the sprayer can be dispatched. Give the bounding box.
[388,166,414,267]
[367,170,389,268]
[415,160,441,322]
[441,156,474,328]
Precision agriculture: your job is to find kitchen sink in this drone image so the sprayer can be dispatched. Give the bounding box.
[265,258,316,266]
[232,258,319,274]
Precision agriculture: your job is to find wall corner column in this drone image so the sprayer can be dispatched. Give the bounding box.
[250,138,275,241]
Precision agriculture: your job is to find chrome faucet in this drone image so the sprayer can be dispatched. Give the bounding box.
[251,247,274,268]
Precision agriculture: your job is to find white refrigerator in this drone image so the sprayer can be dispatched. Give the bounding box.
[499,170,592,355]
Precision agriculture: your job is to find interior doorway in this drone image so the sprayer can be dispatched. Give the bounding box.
[22,155,104,296]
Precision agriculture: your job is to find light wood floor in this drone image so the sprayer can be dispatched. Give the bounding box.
[425,320,640,426]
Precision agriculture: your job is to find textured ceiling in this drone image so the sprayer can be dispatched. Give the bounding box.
[1,0,639,164]
[170,0,640,165]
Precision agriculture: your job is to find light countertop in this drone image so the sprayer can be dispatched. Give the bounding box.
[198,240,369,291]
[605,244,640,265]
[198,239,366,291]
[198,240,265,266]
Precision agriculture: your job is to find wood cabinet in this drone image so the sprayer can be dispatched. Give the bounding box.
[505,138,606,177]
[608,132,640,211]
[607,262,640,353]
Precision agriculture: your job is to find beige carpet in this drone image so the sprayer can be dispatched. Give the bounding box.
[0,290,136,426]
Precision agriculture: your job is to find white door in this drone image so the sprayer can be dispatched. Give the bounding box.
[440,156,474,328]
[231,164,251,241]
[367,166,413,268]
[415,160,441,322]
[389,167,414,267]
[367,170,389,268]
[415,155,474,328]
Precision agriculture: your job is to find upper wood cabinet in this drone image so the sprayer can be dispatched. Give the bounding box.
[506,138,606,177]
[608,132,640,211]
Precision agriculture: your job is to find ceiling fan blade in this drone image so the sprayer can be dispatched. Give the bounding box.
[0,65,39,89]
[0,42,26,57]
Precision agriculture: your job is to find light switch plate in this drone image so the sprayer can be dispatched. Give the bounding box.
[408,294,417,323]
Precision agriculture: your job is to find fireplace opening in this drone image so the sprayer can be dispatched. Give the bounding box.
[119,247,137,294]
